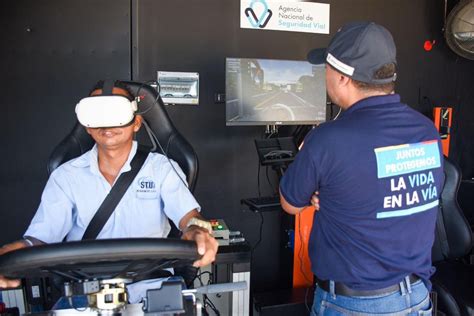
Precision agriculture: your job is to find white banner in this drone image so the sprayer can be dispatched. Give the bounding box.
[240,0,330,34]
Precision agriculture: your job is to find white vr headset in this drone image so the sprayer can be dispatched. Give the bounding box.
[75,95,138,128]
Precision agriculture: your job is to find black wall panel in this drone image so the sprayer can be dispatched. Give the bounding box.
[0,0,131,244]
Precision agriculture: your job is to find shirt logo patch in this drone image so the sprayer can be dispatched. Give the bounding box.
[374,140,441,219]
[137,177,156,193]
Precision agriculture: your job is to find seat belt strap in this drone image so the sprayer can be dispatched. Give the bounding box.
[82,146,149,240]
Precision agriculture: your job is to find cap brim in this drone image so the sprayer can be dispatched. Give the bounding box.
[307,48,327,65]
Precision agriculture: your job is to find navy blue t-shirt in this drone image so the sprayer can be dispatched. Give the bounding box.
[280,94,444,290]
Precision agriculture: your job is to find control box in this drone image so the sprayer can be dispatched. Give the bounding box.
[210,219,230,245]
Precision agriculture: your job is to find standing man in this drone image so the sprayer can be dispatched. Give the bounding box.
[0,81,218,301]
[280,22,443,315]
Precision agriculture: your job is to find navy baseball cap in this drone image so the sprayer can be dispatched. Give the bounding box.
[308,22,397,84]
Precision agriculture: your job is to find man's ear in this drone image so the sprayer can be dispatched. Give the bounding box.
[85,127,93,135]
[339,74,351,87]
[133,115,143,132]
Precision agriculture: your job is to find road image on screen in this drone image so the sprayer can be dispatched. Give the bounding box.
[226,58,326,126]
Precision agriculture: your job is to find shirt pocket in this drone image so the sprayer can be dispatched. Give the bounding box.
[136,190,159,199]
[135,176,159,199]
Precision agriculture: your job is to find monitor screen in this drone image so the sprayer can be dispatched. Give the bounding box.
[226,58,326,126]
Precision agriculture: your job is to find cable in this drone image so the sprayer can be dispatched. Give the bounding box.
[135,81,162,116]
[204,295,220,316]
[68,297,87,312]
[256,130,278,196]
[141,120,158,152]
[251,211,264,253]
[191,270,213,287]
[265,166,276,195]
[126,81,192,191]
[148,125,190,189]
[257,163,262,197]
[266,131,276,139]
[255,130,273,197]
[195,270,220,316]
[196,270,205,287]
[194,270,220,316]
[332,106,342,120]
[135,87,188,189]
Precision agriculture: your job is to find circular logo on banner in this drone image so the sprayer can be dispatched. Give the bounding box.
[245,0,273,28]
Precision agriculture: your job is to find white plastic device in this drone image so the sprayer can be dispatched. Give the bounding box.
[75,95,138,128]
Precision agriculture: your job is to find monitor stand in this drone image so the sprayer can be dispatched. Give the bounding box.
[254,136,298,176]
[254,135,314,290]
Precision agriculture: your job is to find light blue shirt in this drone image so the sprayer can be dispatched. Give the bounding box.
[25,141,200,243]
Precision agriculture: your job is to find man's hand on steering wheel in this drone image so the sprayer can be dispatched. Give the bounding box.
[181,225,218,267]
[0,240,28,288]
[179,209,219,267]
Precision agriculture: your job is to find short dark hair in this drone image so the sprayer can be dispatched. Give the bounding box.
[351,63,396,94]
[89,80,134,101]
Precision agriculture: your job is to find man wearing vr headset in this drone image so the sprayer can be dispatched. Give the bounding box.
[0,80,218,301]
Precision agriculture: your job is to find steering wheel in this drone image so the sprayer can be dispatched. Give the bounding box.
[0,238,199,281]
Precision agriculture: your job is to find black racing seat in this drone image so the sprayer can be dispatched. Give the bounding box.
[431,157,474,316]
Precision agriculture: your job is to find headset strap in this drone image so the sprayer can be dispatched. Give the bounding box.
[82,145,150,240]
[102,79,115,96]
